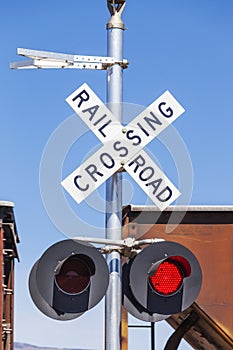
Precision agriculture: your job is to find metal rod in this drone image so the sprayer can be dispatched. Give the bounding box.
[105,2,126,349]
[151,322,155,350]
[137,238,164,245]
[73,236,163,247]
[73,236,125,246]
[128,323,156,350]
[128,325,152,328]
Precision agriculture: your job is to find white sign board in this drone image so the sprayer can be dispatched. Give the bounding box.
[62,83,185,210]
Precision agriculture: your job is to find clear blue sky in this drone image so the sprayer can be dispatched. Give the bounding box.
[1,1,233,349]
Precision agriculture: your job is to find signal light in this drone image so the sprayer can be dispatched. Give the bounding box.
[55,254,94,294]
[123,241,202,322]
[149,259,184,296]
[29,238,202,323]
[29,239,109,320]
[29,260,82,321]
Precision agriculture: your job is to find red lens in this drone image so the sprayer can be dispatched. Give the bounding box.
[149,259,183,296]
[55,255,91,294]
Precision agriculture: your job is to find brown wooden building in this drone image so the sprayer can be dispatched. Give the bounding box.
[122,205,233,350]
[0,202,19,350]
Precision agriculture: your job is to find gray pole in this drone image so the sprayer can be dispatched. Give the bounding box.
[105,1,126,349]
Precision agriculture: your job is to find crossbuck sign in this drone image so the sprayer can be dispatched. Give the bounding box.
[61,84,185,211]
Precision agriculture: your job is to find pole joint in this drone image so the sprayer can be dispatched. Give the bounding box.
[103,58,129,69]
[107,0,126,30]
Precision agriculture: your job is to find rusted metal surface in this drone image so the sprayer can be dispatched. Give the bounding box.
[0,225,3,350]
[121,306,128,350]
[166,303,233,350]
[3,260,14,350]
[122,205,233,349]
[0,202,19,350]
[165,310,199,350]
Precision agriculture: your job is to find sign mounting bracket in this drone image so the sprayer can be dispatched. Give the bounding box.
[10,48,129,70]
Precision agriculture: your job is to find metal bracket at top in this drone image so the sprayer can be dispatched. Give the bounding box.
[10,48,129,70]
[107,0,126,29]
[107,0,126,15]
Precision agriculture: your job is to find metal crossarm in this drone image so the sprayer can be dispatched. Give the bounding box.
[10,48,129,70]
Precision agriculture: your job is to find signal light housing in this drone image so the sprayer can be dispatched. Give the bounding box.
[29,239,109,320]
[123,241,202,322]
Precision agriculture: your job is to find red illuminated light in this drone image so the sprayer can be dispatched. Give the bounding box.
[149,258,186,296]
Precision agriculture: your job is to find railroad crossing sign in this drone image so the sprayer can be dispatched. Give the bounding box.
[61,83,185,210]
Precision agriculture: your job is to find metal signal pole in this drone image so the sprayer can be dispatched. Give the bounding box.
[11,1,128,349]
[105,1,126,349]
